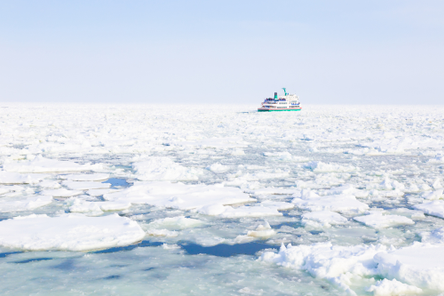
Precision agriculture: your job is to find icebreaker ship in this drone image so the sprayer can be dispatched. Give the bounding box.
[258,88,302,112]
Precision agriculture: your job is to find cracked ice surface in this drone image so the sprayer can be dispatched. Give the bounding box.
[0,104,444,295]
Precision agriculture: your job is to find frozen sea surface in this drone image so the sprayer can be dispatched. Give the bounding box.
[0,103,444,295]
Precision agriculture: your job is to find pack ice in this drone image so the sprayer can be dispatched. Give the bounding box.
[1,104,444,295]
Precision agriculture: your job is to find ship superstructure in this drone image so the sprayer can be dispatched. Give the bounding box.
[258,88,302,112]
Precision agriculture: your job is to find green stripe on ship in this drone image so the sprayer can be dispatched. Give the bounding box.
[258,109,301,112]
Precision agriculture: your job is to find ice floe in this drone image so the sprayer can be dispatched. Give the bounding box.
[198,201,293,218]
[366,279,422,296]
[234,221,276,243]
[375,243,444,291]
[301,210,348,228]
[261,242,388,294]
[0,171,48,184]
[414,200,444,219]
[353,211,415,228]
[420,189,443,200]
[208,162,230,173]
[133,157,203,181]
[64,173,110,181]
[0,195,53,212]
[304,161,358,173]
[62,180,111,190]
[42,188,83,198]
[420,227,444,244]
[292,193,369,214]
[103,181,255,210]
[0,213,145,251]
[3,155,102,173]
[145,216,205,237]
[68,198,131,215]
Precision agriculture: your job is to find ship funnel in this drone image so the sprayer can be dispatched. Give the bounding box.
[274,92,278,100]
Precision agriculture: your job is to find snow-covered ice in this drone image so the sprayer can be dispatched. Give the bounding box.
[0,213,145,251]
[0,171,48,184]
[3,155,102,173]
[134,157,203,181]
[0,195,53,212]
[375,243,444,291]
[301,210,348,228]
[292,193,369,213]
[1,104,444,295]
[103,181,255,210]
[353,211,415,228]
[366,279,422,296]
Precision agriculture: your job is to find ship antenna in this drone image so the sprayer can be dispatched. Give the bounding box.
[282,88,288,96]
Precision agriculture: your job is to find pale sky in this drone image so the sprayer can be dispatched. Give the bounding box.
[1,0,443,104]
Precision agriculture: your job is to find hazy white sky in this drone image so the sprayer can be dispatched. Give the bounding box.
[1,0,443,104]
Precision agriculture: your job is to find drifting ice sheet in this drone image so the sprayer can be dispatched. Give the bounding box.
[304,161,358,173]
[375,242,444,291]
[198,202,291,218]
[0,195,53,212]
[301,210,348,227]
[353,211,415,228]
[69,199,131,215]
[261,242,387,294]
[64,173,110,181]
[292,194,369,213]
[0,171,48,184]
[366,279,422,296]
[104,181,255,210]
[3,155,102,173]
[62,180,111,190]
[42,188,83,198]
[0,213,145,251]
[134,157,203,181]
[414,200,444,219]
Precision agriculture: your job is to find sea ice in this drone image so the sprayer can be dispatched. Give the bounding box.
[245,187,297,195]
[172,137,249,149]
[375,242,444,291]
[228,202,290,217]
[2,104,444,295]
[353,211,415,228]
[234,222,276,242]
[304,161,358,173]
[64,173,110,181]
[0,187,10,195]
[420,227,444,244]
[326,184,369,198]
[414,200,444,219]
[366,279,422,296]
[62,180,111,190]
[86,188,118,196]
[260,242,387,294]
[198,203,286,218]
[103,181,255,211]
[420,189,443,200]
[133,157,203,181]
[301,210,348,228]
[68,199,131,215]
[0,195,53,212]
[0,213,145,251]
[208,163,229,173]
[292,194,369,214]
[3,155,102,173]
[42,188,83,198]
[145,216,204,237]
[0,171,48,184]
